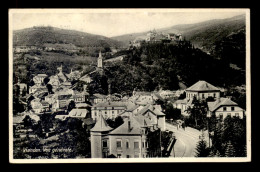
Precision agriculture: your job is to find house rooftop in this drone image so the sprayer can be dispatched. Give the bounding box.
[91,114,113,132]
[37,74,48,77]
[108,117,142,135]
[208,98,238,112]
[93,93,107,99]
[186,80,220,92]
[93,101,128,108]
[68,109,88,118]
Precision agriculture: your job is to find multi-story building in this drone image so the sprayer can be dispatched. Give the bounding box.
[91,101,131,120]
[173,80,221,116]
[90,114,153,158]
[207,97,245,120]
[185,80,221,101]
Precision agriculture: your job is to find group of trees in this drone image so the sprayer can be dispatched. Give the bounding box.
[146,129,175,157]
[14,113,92,159]
[87,40,246,96]
[155,99,182,120]
[185,97,208,130]
[195,115,246,157]
[106,116,124,129]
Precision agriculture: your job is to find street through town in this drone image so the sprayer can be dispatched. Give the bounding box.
[166,123,202,157]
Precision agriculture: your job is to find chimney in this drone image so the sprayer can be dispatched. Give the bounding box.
[128,119,131,132]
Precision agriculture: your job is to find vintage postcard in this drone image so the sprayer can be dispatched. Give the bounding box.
[9,8,251,163]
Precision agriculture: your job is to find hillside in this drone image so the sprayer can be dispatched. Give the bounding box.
[13,26,124,49]
[111,14,246,52]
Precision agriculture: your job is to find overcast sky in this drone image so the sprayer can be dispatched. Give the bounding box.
[10,9,246,37]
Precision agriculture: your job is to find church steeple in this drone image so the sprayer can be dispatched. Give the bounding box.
[97,50,103,68]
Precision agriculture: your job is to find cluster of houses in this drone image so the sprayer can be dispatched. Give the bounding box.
[173,80,245,120]
[90,80,245,158]
[130,29,183,47]
[13,47,245,158]
[90,90,169,158]
[13,44,80,54]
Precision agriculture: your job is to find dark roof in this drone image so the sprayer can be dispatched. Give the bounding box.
[58,94,72,100]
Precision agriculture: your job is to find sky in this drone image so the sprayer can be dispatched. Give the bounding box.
[10,9,247,37]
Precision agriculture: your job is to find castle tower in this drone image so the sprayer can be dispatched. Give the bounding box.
[97,51,103,68]
[90,114,113,158]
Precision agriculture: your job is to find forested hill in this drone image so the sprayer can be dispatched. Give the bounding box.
[111,14,245,52]
[13,26,124,48]
[99,41,245,97]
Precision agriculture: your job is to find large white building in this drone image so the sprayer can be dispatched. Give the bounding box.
[185,80,221,101]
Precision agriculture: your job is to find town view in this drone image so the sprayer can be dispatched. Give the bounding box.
[11,11,248,160]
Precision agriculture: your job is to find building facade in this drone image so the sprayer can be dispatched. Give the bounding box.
[185,80,221,101]
[207,98,244,120]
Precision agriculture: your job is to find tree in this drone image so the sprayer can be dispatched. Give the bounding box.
[22,87,27,97]
[106,116,124,129]
[46,84,53,94]
[195,138,210,157]
[67,100,76,112]
[178,91,186,100]
[43,77,50,85]
[186,97,208,129]
[164,103,182,120]
[114,116,124,128]
[225,141,236,157]
[13,84,20,98]
[23,115,34,129]
[146,129,161,157]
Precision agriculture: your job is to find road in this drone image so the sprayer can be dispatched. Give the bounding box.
[166,123,203,157]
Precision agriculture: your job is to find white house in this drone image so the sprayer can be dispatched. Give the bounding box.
[186,80,221,101]
[207,98,244,120]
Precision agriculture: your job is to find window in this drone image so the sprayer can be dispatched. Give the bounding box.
[94,112,97,116]
[103,140,108,148]
[105,111,107,114]
[116,139,122,148]
[231,107,235,111]
[142,142,145,148]
[223,107,227,111]
[134,142,139,149]
[134,152,139,158]
[112,107,114,110]
[112,111,114,114]
[117,154,122,158]
[126,155,130,158]
[202,93,205,99]
[227,113,231,117]
[126,140,129,149]
[213,93,216,98]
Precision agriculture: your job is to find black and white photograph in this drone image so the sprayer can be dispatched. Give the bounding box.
[8,8,251,163]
